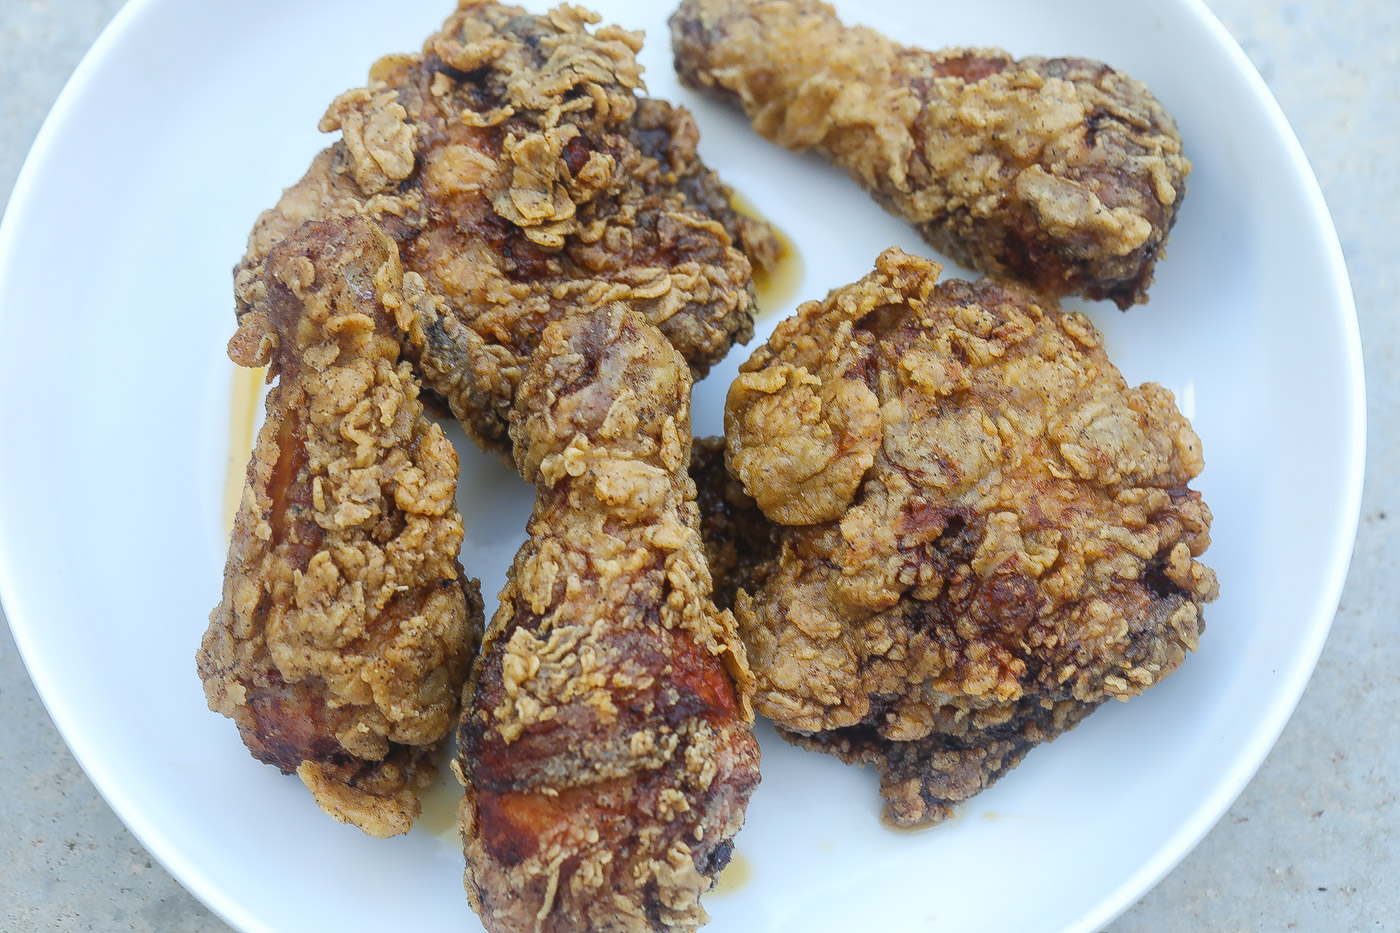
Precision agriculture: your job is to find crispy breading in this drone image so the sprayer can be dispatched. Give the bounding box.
[457,307,759,933]
[672,0,1189,307]
[198,217,483,837]
[722,248,1217,826]
[237,0,777,454]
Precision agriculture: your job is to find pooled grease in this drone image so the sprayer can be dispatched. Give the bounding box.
[223,365,266,533]
[711,850,753,896]
[729,192,804,317]
[416,773,466,844]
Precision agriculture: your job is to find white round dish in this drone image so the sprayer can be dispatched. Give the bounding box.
[0,1,1362,931]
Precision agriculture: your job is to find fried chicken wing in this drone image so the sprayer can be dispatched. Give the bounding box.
[238,0,778,454]
[457,307,759,932]
[197,217,483,837]
[672,0,1189,308]
[721,248,1217,826]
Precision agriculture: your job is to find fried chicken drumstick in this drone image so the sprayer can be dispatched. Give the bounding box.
[240,0,778,454]
[457,307,759,933]
[719,248,1217,826]
[198,217,483,837]
[672,0,1189,308]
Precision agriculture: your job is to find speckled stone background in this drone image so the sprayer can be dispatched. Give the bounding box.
[1,0,1395,930]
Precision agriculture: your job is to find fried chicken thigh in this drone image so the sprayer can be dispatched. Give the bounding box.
[721,248,1218,826]
[198,217,483,837]
[672,0,1189,307]
[457,307,760,933]
[239,0,777,454]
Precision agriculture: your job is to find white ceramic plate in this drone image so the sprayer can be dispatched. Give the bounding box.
[0,1,1362,931]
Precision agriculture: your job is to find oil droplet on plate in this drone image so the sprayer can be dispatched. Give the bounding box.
[728,192,804,318]
[224,365,266,533]
[979,810,1027,822]
[711,850,752,896]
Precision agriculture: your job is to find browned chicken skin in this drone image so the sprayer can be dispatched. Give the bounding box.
[197,217,483,837]
[238,0,778,455]
[671,0,1189,307]
[457,307,760,933]
[719,248,1218,826]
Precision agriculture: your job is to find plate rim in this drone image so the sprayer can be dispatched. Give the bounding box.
[0,0,1366,931]
[0,3,275,930]
[1069,2,1365,929]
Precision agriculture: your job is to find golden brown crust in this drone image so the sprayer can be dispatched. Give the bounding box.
[238,1,778,455]
[198,217,483,837]
[724,248,1218,826]
[457,307,759,932]
[671,0,1189,308]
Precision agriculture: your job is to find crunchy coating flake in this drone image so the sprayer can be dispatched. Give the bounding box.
[198,217,483,837]
[458,307,759,932]
[672,0,1190,308]
[239,0,777,455]
[723,248,1218,826]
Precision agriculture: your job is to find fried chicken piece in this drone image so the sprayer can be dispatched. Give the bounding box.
[691,438,1101,823]
[197,217,483,837]
[672,0,1189,308]
[457,307,759,933]
[692,438,1100,823]
[238,1,778,455]
[722,248,1218,826]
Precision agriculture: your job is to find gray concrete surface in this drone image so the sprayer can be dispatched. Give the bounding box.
[1,0,1395,930]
